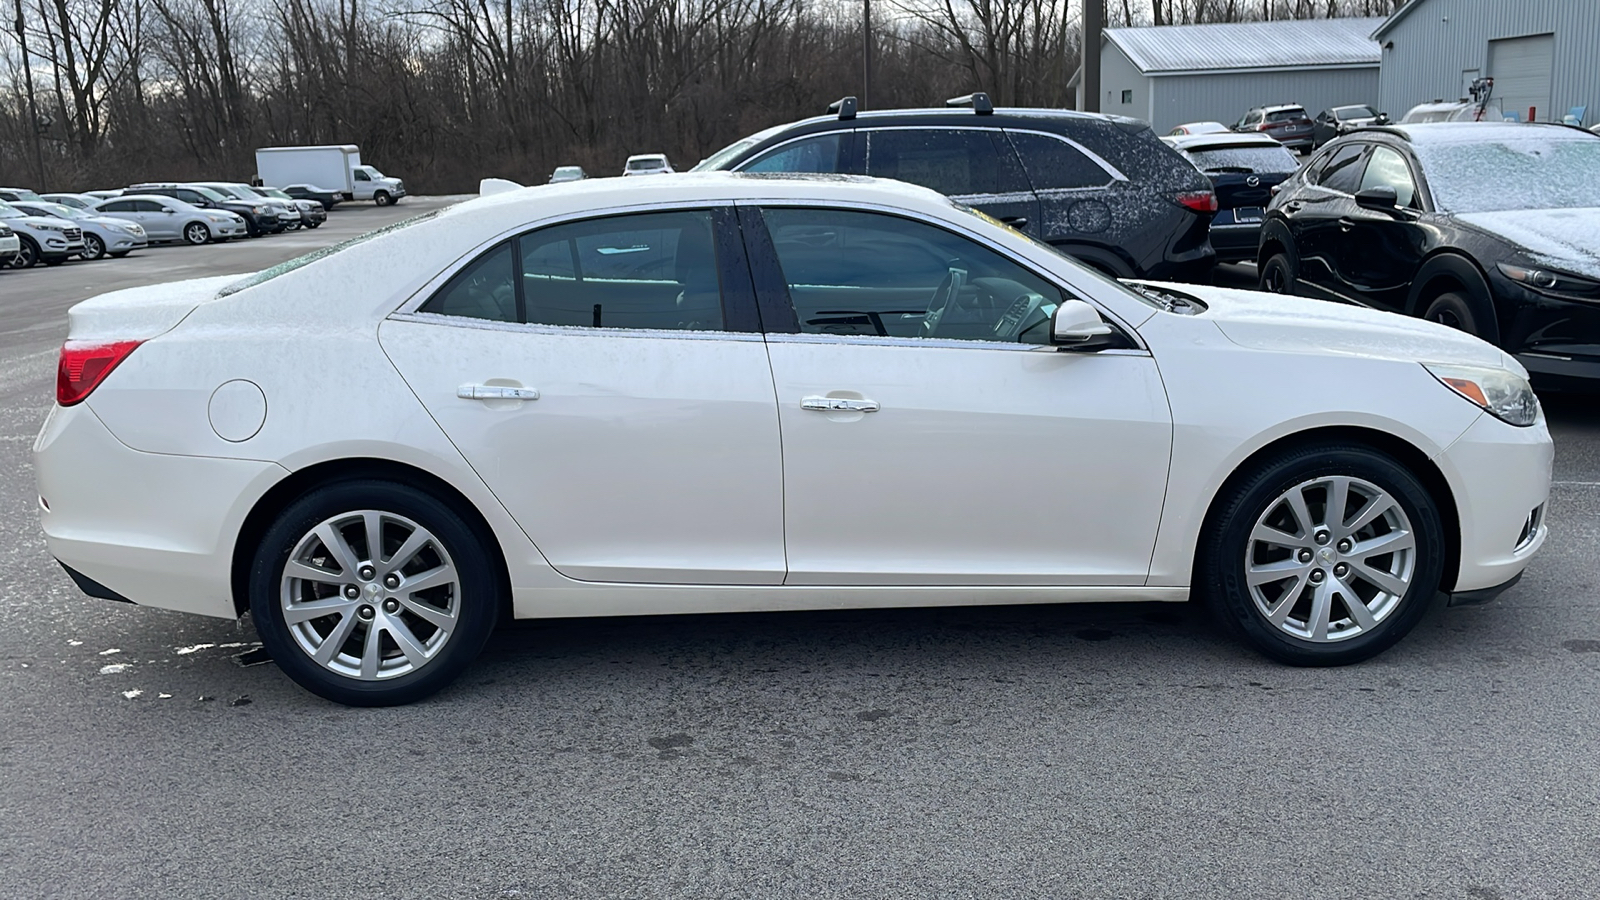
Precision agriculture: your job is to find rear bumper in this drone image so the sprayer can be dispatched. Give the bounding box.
[1209,222,1262,262]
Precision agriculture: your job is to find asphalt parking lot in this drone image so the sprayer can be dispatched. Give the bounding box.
[2,207,1598,898]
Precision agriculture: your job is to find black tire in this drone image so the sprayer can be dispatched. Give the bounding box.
[249,480,500,706]
[1198,443,1446,666]
[183,222,211,245]
[10,237,38,268]
[80,233,106,261]
[43,256,66,266]
[373,190,393,207]
[1259,252,1298,294]
[307,221,321,229]
[285,220,301,231]
[1421,291,1486,337]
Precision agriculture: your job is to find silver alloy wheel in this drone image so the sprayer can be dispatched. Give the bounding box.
[184,222,210,245]
[279,510,461,680]
[1245,475,1416,642]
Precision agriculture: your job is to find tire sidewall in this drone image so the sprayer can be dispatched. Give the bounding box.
[249,480,500,706]
[1423,291,1482,337]
[1260,252,1297,294]
[185,222,210,245]
[14,237,38,268]
[82,234,105,260]
[1205,446,1445,666]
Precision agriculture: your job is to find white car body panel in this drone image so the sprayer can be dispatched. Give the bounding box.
[34,174,1552,625]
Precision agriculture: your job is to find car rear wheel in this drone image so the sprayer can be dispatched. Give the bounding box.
[10,237,38,268]
[80,234,106,261]
[1200,444,1445,666]
[249,480,500,706]
[1422,291,1484,336]
[1259,252,1297,294]
[183,222,211,245]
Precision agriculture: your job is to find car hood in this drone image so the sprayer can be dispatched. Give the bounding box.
[11,214,77,228]
[1140,282,1513,371]
[1455,208,1600,281]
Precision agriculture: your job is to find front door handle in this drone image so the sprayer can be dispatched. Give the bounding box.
[801,396,880,413]
[1338,217,1356,231]
[458,383,539,401]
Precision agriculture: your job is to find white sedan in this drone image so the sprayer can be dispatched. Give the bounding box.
[35,174,1552,705]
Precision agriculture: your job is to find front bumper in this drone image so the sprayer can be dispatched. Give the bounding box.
[1436,411,1552,594]
[35,402,286,619]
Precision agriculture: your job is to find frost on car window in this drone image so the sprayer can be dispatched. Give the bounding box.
[1184,146,1299,174]
[1417,139,1600,213]
[218,209,442,296]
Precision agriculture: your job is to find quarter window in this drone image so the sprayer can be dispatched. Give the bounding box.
[1359,146,1419,208]
[421,240,518,322]
[1005,131,1115,189]
[742,134,844,174]
[761,207,1065,344]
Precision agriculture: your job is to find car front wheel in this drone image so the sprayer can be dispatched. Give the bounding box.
[80,233,106,260]
[184,222,211,245]
[373,190,392,206]
[1259,252,1298,294]
[1200,444,1445,666]
[249,480,500,706]
[1422,291,1485,337]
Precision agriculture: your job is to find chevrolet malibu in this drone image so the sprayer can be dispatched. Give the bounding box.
[35,174,1552,705]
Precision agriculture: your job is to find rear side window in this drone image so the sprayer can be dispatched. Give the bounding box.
[742,134,845,174]
[1316,144,1367,193]
[421,241,518,322]
[99,200,134,212]
[865,129,1016,196]
[1006,131,1114,189]
[134,200,166,213]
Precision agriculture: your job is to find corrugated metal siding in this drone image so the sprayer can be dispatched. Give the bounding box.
[1097,43,1153,121]
[1149,69,1380,134]
[1107,18,1384,74]
[1377,0,1600,124]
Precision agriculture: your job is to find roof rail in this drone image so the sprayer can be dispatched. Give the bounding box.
[828,96,858,120]
[946,92,994,115]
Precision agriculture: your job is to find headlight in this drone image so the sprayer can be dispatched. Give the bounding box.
[252,205,269,214]
[1423,363,1539,427]
[205,213,229,223]
[1496,262,1600,298]
[35,222,66,232]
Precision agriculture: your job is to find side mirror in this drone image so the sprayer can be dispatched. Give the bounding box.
[1051,299,1117,351]
[1354,185,1398,211]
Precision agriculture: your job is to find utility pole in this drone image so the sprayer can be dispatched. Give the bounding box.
[862,0,873,110]
[1083,0,1102,112]
[13,0,46,184]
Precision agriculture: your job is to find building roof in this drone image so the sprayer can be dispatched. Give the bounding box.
[1106,17,1385,76]
[1372,0,1427,39]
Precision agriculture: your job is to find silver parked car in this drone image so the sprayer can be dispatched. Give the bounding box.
[0,187,43,203]
[548,165,588,183]
[256,186,327,229]
[92,194,248,244]
[0,200,84,267]
[9,200,148,260]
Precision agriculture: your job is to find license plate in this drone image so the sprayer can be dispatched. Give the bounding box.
[1234,207,1264,223]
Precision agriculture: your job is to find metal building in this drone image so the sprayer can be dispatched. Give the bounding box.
[1374,0,1600,125]
[1072,18,1383,134]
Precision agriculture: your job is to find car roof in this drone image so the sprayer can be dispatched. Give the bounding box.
[1165,132,1285,151]
[104,193,193,205]
[1358,122,1598,145]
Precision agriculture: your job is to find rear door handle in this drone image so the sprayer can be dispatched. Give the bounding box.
[1338,217,1356,231]
[999,216,1029,229]
[801,396,880,413]
[458,384,539,401]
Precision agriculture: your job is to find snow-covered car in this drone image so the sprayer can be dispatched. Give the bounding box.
[622,153,673,175]
[10,200,148,260]
[0,199,84,267]
[36,173,1551,706]
[1168,121,1230,136]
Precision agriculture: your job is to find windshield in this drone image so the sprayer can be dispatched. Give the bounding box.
[26,202,85,220]
[1418,138,1600,212]
[261,188,291,199]
[692,138,758,172]
[1335,106,1379,120]
[1185,145,1300,174]
[191,185,233,202]
[220,209,441,296]
[1267,108,1307,123]
[360,166,385,179]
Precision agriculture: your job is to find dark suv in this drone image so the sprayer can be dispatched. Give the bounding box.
[1258,122,1600,384]
[127,182,283,237]
[694,94,1216,279]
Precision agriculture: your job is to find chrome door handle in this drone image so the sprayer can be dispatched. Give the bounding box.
[801,396,880,412]
[458,384,539,401]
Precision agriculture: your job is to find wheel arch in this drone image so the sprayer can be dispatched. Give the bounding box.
[1256,219,1293,269]
[1405,251,1498,342]
[229,457,514,621]
[1049,240,1136,278]
[1193,424,1461,595]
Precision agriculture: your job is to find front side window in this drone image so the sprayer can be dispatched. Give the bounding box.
[98,200,135,213]
[354,170,370,181]
[418,210,726,332]
[761,206,1064,344]
[1007,131,1115,189]
[1358,146,1419,208]
[865,129,1010,196]
[1316,143,1367,193]
[742,134,844,174]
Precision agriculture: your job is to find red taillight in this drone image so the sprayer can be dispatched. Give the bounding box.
[1176,191,1218,213]
[57,340,142,406]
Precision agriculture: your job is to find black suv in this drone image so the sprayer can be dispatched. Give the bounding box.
[127,182,283,237]
[1258,122,1600,384]
[694,94,1217,279]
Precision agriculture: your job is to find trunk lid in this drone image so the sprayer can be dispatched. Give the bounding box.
[66,275,238,343]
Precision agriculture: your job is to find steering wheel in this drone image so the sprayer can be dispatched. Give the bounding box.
[919,266,966,338]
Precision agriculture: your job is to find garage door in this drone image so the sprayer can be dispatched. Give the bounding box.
[1490,34,1553,122]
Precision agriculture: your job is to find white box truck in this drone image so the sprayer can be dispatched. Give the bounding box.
[254,145,408,206]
